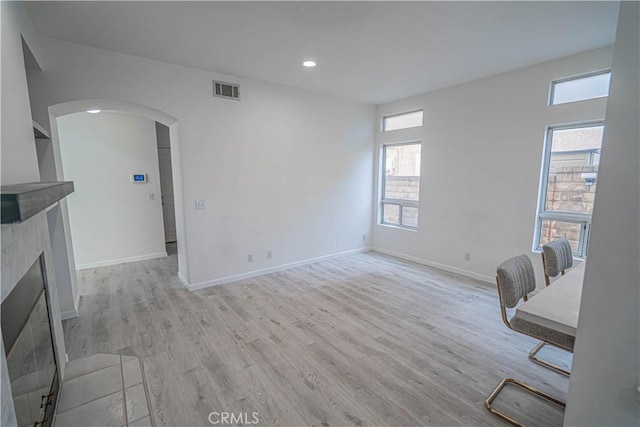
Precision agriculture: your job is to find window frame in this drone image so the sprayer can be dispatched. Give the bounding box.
[534,121,604,257]
[381,109,424,132]
[548,69,611,106]
[380,141,422,230]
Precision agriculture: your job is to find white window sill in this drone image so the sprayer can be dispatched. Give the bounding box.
[531,247,586,261]
[378,223,418,232]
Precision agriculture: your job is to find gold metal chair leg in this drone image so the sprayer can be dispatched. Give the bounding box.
[485,378,566,427]
[529,341,571,376]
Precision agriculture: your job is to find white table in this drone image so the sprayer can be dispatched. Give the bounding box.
[515,261,586,337]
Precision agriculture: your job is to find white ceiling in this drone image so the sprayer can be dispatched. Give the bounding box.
[25,1,620,105]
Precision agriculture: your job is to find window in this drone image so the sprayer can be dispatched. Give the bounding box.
[381,142,421,228]
[382,110,423,132]
[550,71,611,105]
[535,123,604,256]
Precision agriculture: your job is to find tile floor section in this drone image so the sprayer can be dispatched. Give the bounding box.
[54,353,153,427]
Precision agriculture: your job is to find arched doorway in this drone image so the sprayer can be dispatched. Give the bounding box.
[45,99,189,312]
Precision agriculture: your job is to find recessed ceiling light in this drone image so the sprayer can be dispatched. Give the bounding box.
[302,60,317,68]
[86,109,101,114]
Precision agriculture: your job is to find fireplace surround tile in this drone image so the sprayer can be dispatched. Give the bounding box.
[122,358,143,388]
[57,364,123,412]
[125,383,150,423]
[55,353,154,426]
[2,212,68,426]
[129,415,152,427]
[64,353,121,381]
[54,390,125,427]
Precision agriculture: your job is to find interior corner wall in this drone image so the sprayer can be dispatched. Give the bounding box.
[28,38,376,286]
[57,112,166,269]
[373,47,613,286]
[565,2,639,425]
[1,1,42,185]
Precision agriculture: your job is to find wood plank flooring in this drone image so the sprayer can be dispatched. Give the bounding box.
[63,251,571,426]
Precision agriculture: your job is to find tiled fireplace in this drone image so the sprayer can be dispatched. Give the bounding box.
[1,183,73,427]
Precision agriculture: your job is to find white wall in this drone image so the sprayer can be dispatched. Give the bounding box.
[35,138,57,181]
[565,2,639,425]
[1,1,42,185]
[1,3,68,426]
[57,112,167,269]
[373,47,613,285]
[28,38,375,287]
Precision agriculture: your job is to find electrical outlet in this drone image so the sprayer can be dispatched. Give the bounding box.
[362,234,367,242]
[266,251,272,260]
[148,192,155,201]
[464,253,471,262]
[247,254,253,263]
[195,200,206,210]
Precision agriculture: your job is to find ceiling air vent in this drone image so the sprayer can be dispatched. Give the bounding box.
[213,81,240,100]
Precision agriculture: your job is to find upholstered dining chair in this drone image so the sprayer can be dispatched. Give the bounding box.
[541,238,574,287]
[529,238,575,376]
[485,254,574,426]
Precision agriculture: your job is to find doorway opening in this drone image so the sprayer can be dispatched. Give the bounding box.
[155,122,177,256]
[45,98,189,285]
[53,111,179,269]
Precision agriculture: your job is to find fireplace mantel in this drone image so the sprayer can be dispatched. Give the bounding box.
[1,181,74,224]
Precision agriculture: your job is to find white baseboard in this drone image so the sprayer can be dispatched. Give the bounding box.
[60,308,78,320]
[182,247,373,291]
[372,246,494,284]
[76,252,168,270]
[178,271,190,289]
[60,287,82,320]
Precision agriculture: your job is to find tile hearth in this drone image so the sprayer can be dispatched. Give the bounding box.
[55,353,153,427]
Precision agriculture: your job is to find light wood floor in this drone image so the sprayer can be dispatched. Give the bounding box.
[63,251,571,426]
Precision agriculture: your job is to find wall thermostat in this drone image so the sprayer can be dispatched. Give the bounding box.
[132,174,147,183]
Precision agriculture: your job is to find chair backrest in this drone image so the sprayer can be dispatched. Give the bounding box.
[496,254,536,308]
[542,238,573,278]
